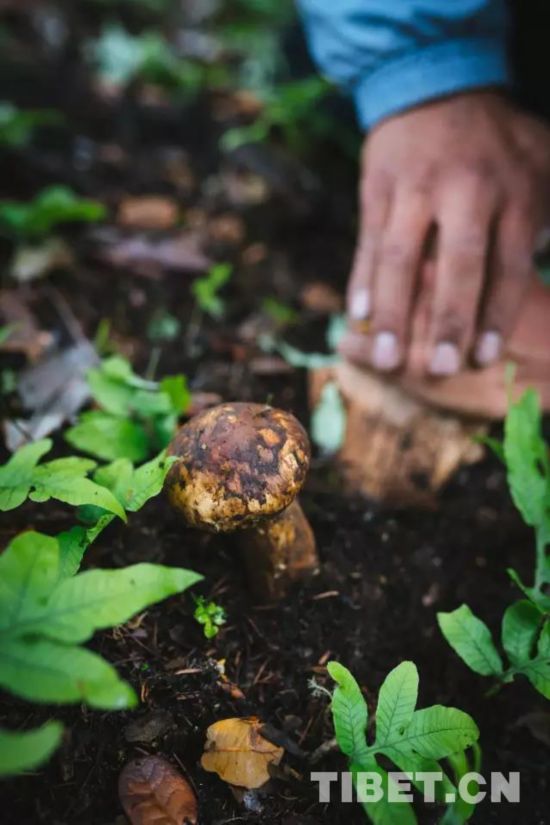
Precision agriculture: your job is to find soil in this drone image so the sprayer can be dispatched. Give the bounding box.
[0,10,548,825]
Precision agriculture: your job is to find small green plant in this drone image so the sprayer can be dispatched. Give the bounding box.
[65,355,190,462]
[0,102,61,149]
[0,446,200,777]
[328,661,480,824]
[221,76,332,153]
[497,387,550,603]
[0,528,200,776]
[191,263,233,319]
[261,296,299,326]
[438,602,549,699]
[0,186,105,243]
[0,438,125,518]
[438,387,550,700]
[193,596,226,639]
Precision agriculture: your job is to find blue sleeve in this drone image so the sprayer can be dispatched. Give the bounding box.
[296,0,511,129]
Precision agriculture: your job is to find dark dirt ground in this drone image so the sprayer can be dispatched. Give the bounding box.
[0,8,549,825]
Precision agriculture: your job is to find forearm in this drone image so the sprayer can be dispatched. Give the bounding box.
[296,0,512,128]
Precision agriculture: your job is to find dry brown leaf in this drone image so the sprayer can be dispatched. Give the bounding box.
[206,214,245,247]
[118,755,197,825]
[0,290,54,361]
[117,197,180,231]
[95,230,211,277]
[201,717,284,789]
[300,282,344,314]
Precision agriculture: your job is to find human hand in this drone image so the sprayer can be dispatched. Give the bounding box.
[341,91,550,375]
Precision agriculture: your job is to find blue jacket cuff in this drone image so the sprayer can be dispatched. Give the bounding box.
[354,38,511,129]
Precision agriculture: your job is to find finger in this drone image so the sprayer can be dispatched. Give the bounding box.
[474,206,538,366]
[346,170,392,325]
[428,180,496,376]
[369,190,432,371]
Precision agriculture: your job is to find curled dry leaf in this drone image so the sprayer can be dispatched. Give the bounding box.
[118,755,198,825]
[201,717,284,790]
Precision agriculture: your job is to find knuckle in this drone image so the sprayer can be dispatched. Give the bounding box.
[372,305,407,331]
[432,309,470,343]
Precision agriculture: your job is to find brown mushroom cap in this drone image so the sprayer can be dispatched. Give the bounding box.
[165,402,310,532]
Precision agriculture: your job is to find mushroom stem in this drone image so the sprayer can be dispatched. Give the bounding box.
[239,499,319,601]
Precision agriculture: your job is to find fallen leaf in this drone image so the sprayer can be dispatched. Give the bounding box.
[201,717,284,789]
[300,282,343,315]
[119,755,198,825]
[514,712,550,748]
[95,229,210,277]
[10,237,73,283]
[0,290,54,361]
[206,214,245,247]
[4,340,98,451]
[117,196,180,231]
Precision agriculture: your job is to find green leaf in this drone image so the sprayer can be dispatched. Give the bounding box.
[501,600,541,666]
[327,661,369,764]
[159,375,190,414]
[57,526,90,579]
[29,457,126,520]
[0,441,125,519]
[521,622,550,699]
[65,411,149,462]
[11,563,202,643]
[77,452,176,546]
[0,637,136,709]
[507,568,550,612]
[0,439,51,510]
[93,451,176,512]
[0,186,105,241]
[276,340,339,370]
[0,102,62,149]
[0,722,64,776]
[0,532,59,629]
[503,389,549,531]
[311,381,346,454]
[191,263,232,318]
[328,662,480,825]
[87,356,155,417]
[392,707,479,760]
[375,662,419,747]
[441,744,482,824]
[437,605,503,676]
[357,761,417,825]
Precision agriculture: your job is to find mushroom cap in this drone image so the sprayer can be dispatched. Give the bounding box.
[165,402,310,532]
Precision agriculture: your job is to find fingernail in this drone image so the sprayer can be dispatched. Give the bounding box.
[349,288,370,320]
[371,331,400,371]
[429,341,460,376]
[475,331,502,366]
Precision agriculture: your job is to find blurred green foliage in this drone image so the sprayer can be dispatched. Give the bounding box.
[0,187,106,242]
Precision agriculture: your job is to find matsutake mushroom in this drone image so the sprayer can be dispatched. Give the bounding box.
[165,402,319,600]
